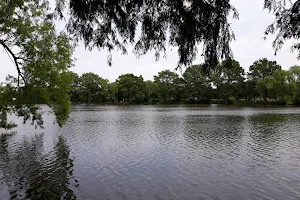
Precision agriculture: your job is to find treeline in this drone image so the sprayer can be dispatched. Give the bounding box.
[70,58,300,105]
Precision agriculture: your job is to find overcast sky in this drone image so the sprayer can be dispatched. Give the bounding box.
[1,0,299,82]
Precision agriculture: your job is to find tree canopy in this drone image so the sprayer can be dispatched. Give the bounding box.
[50,0,300,63]
[0,0,73,129]
[182,64,211,102]
[70,72,109,103]
[116,74,146,103]
[53,0,238,67]
[67,58,300,105]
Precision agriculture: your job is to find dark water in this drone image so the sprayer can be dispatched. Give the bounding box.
[1,105,300,200]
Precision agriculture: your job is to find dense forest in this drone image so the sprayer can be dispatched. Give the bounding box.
[2,57,300,108]
[66,58,300,105]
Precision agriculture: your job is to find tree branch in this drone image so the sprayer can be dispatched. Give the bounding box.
[0,39,26,86]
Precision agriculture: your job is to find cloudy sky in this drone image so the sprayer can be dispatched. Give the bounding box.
[1,0,299,82]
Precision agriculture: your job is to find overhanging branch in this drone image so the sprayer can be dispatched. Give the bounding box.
[0,39,27,86]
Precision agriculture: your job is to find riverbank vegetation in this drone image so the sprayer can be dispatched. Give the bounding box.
[68,58,300,106]
[3,58,298,107]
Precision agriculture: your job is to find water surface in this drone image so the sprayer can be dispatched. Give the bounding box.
[1,105,300,200]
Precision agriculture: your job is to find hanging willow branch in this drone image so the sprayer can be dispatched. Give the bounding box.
[264,0,300,59]
[53,0,238,68]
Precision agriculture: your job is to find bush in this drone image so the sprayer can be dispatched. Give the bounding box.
[227,96,237,104]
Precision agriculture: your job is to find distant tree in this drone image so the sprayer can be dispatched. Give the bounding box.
[107,82,118,103]
[245,79,258,101]
[182,64,212,103]
[257,69,295,104]
[116,74,146,103]
[248,58,281,80]
[70,72,81,103]
[78,73,109,103]
[289,65,300,82]
[220,59,245,100]
[210,59,245,101]
[256,78,269,102]
[271,70,295,103]
[154,70,180,103]
[173,77,186,102]
[248,58,281,101]
[288,66,300,104]
[145,81,158,103]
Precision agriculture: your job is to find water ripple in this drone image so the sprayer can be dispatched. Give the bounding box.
[2,105,300,199]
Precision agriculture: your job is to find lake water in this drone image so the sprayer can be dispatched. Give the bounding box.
[1,105,300,200]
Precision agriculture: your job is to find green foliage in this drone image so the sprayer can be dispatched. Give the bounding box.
[182,64,212,103]
[76,73,109,103]
[255,68,297,105]
[289,65,300,82]
[145,81,158,103]
[256,78,269,101]
[245,79,258,101]
[248,58,282,102]
[154,70,181,103]
[0,0,73,129]
[288,66,300,105]
[210,59,245,100]
[116,74,146,103]
[66,58,300,107]
[228,96,237,104]
[248,58,281,80]
[107,82,118,103]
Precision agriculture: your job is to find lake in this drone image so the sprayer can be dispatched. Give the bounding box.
[1,105,300,200]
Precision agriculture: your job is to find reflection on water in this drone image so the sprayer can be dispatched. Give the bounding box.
[0,132,76,200]
[2,105,300,199]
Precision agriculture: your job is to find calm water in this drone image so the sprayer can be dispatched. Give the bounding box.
[1,105,300,200]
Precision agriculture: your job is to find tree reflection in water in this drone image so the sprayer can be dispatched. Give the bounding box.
[0,133,77,200]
